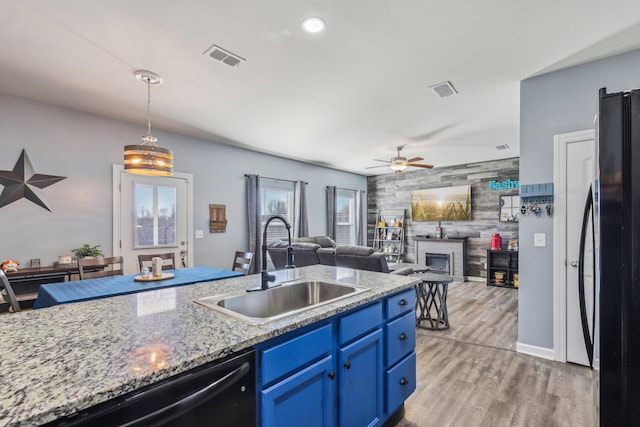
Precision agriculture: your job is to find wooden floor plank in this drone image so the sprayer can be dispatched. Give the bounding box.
[385,280,599,427]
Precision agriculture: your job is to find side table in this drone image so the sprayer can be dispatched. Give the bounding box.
[413,272,453,330]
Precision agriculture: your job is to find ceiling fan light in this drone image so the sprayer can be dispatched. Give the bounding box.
[302,16,326,33]
[389,160,407,172]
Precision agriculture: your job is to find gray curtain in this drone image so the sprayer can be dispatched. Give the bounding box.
[326,186,336,240]
[355,190,365,246]
[294,181,309,237]
[246,174,261,274]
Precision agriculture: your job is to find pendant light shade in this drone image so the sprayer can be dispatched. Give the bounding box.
[124,70,174,176]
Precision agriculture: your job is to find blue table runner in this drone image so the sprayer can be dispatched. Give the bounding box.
[33,266,243,309]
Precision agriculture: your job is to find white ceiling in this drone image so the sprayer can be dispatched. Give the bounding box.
[2,0,640,175]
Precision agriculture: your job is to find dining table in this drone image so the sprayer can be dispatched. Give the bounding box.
[33,266,243,309]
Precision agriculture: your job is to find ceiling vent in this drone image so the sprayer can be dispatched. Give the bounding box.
[203,45,246,67]
[428,81,457,98]
[496,144,511,150]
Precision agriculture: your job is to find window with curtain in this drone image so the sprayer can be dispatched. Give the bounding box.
[335,188,357,245]
[261,178,296,243]
[134,183,177,248]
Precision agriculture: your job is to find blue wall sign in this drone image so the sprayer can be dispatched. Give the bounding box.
[488,179,519,190]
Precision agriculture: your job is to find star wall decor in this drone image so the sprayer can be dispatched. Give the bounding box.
[0,149,67,212]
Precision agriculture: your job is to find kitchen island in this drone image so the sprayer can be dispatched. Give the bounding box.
[0,265,419,426]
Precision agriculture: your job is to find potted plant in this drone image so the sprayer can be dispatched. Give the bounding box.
[71,244,104,259]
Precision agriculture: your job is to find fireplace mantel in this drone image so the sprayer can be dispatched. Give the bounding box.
[414,237,467,281]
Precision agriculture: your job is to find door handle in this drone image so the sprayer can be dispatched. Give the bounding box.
[570,260,579,268]
[577,184,595,368]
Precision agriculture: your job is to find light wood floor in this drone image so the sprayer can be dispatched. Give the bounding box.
[388,281,599,427]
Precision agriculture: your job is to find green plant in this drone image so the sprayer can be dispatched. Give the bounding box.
[71,244,104,258]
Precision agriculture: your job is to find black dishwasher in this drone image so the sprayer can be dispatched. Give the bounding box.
[47,349,256,427]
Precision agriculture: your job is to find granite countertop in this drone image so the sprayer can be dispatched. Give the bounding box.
[0,265,419,427]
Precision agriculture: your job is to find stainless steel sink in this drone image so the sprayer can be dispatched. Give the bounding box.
[195,280,369,325]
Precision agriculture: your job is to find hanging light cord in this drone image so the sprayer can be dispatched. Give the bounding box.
[143,77,158,145]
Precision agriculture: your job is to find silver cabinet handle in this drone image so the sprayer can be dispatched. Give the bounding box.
[570,260,579,268]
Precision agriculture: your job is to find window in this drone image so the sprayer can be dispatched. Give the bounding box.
[261,179,295,243]
[335,188,357,245]
[134,183,177,248]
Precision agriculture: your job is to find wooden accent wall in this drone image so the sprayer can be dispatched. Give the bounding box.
[367,157,519,279]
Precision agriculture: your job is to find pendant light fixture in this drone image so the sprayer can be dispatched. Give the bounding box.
[124,70,174,176]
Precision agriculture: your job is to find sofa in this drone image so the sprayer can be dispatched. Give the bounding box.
[267,236,413,274]
[267,236,336,269]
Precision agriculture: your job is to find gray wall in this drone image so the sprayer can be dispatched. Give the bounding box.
[0,93,366,269]
[519,48,640,350]
[367,158,519,278]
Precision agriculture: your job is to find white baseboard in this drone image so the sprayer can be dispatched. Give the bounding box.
[516,342,555,360]
[466,276,485,282]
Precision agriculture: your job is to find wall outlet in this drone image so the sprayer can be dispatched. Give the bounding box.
[195,230,204,239]
[534,233,546,247]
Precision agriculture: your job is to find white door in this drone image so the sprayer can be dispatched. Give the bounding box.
[113,166,193,275]
[565,138,596,366]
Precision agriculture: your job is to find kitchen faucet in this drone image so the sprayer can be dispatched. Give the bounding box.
[250,215,295,291]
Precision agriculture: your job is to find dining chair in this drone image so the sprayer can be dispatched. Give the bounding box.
[138,253,176,273]
[0,270,22,312]
[78,256,124,280]
[232,251,254,275]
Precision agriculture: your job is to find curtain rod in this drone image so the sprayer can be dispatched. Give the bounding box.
[244,174,308,185]
[327,186,366,192]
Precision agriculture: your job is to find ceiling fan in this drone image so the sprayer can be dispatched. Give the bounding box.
[366,146,433,173]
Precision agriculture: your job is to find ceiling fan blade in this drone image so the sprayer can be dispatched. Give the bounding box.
[365,164,393,169]
[407,157,424,163]
[372,159,391,163]
[407,163,434,169]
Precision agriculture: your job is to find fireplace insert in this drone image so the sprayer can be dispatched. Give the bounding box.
[425,253,450,275]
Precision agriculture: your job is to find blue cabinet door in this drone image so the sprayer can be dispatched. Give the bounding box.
[338,328,384,427]
[262,355,334,427]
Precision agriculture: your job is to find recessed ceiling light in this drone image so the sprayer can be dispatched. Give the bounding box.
[302,17,326,33]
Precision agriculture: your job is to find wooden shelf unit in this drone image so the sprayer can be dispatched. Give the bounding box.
[373,209,405,264]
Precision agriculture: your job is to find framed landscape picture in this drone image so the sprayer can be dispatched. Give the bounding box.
[411,185,471,221]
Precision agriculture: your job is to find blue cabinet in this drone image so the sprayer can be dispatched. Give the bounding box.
[258,288,416,427]
[339,328,384,427]
[262,355,334,427]
[386,351,416,415]
[386,310,416,367]
[384,287,416,416]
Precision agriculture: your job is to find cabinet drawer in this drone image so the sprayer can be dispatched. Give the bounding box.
[261,324,332,385]
[386,311,416,367]
[386,288,415,320]
[386,351,416,415]
[339,302,383,345]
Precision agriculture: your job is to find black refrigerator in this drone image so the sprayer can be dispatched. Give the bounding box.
[598,87,640,426]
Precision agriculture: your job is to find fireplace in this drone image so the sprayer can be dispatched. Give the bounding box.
[415,237,467,280]
[425,253,450,275]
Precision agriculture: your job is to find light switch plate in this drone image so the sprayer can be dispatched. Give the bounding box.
[534,233,546,247]
[195,230,204,239]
